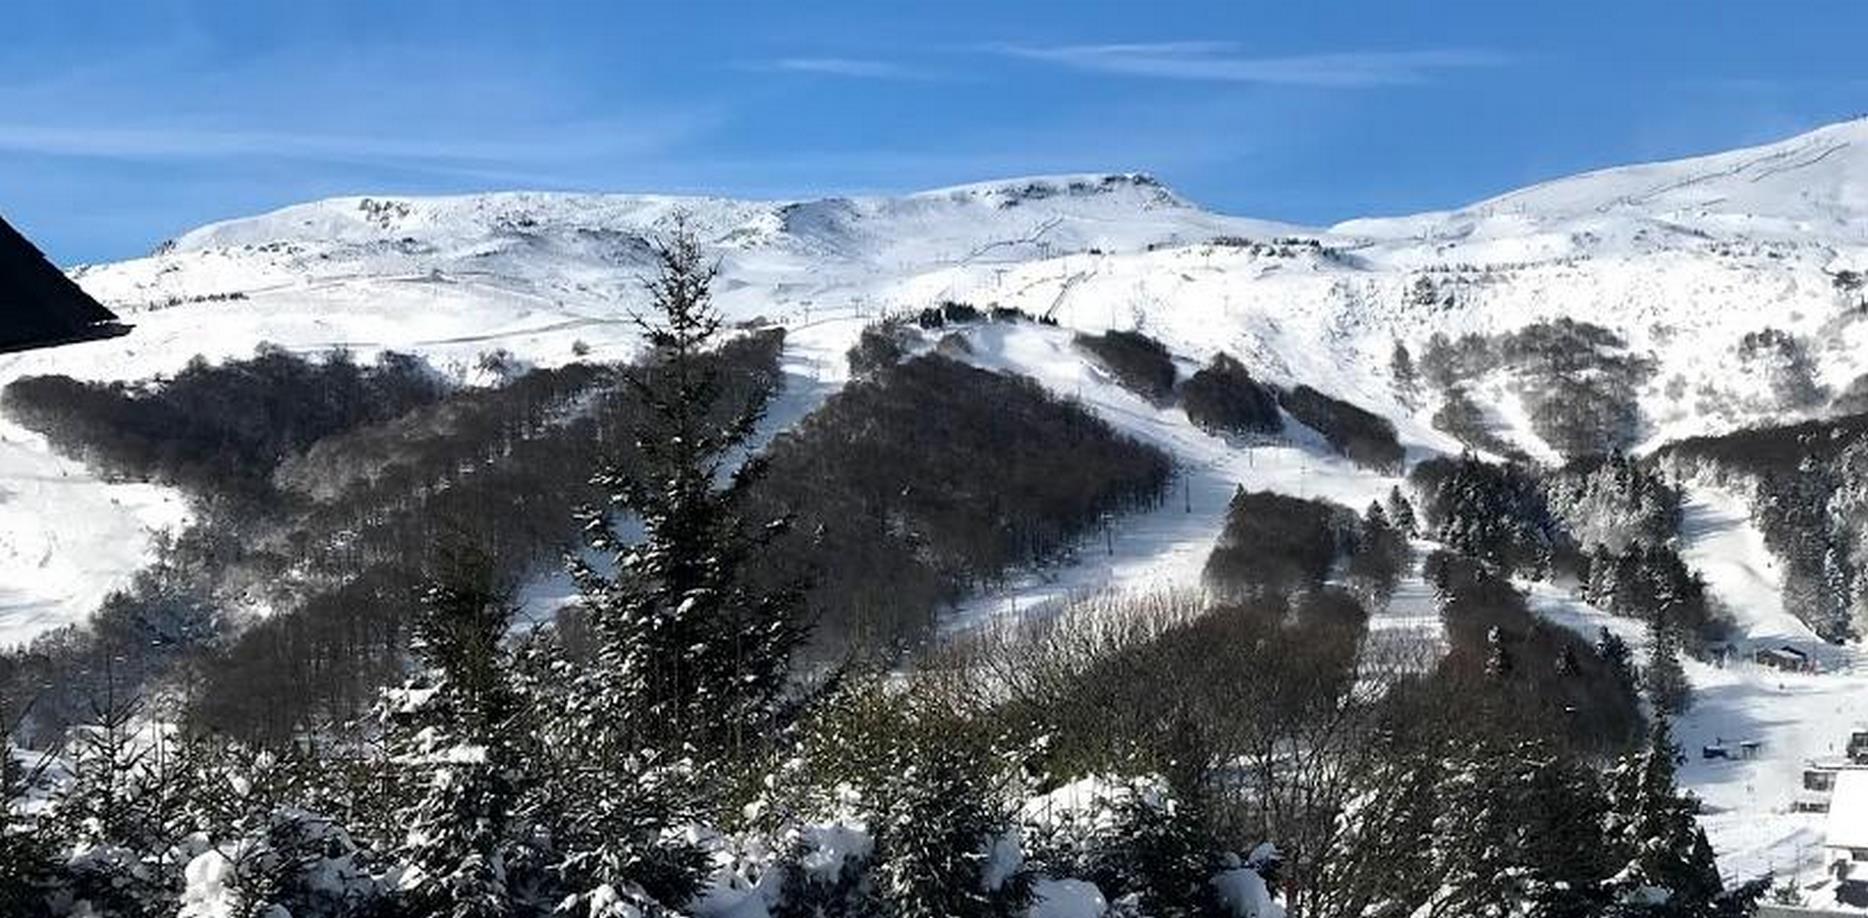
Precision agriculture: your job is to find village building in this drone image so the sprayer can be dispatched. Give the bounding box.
[1755,644,1816,673]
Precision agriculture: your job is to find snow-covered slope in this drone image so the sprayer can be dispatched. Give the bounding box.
[1341,117,1868,247]
[7,119,1868,649]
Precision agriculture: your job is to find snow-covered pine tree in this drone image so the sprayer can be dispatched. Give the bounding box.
[536,220,807,913]
[566,218,806,761]
[1414,737,1532,918]
[1386,486,1418,538]
[1643,616,1692,716]
[1604,714,1728,916]
[1598,627,1639,699]
[387,557,549,918]
[1513,741,1615,916]
[868,741,1030,918]
[51,686,185,917]
[0,715,58,918]
[1077,782,1220,918]
[1308,737,1440,918]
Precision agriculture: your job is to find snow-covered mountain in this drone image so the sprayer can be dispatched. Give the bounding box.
[1,118,1864,649]
[8,116,1868,893]
[61,119,1868,439]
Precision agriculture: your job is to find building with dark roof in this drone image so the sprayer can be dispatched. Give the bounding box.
[0,215,128,353]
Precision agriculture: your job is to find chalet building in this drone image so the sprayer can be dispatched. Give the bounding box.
[1755,645,1815,673]
[0,215,127,353]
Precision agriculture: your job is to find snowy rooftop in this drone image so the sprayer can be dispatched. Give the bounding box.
[1829,770,1868,850]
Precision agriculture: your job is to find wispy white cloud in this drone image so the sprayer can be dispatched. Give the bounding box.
[0,116,710,166]
[986,42,1506,88]
[765,57,936,81]
[0,37,721,177]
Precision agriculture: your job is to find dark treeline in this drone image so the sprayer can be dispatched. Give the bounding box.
[3,347,451,503]
[1203,490,1358,598]
[1203,489,1412,610]
[845,317,915,378]
[1073,329,1178,402]
[1425,550,1643,749]
[916,322,1404,477]
[757,353,1173,652]
[1430,386,1523,459]
[1180,353,1282,437]
[1071,328,1408,475]
[1,332,787,743]
[202,332,788,740]
[1277,385,1406,472]
[1411,453,1567,577]
[3,329,1175,740]
[1736,327,1825,410]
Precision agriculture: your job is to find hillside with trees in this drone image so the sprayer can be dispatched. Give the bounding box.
[0,228,1770,917]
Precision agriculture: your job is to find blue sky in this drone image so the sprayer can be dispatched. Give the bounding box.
[5,1,1867,264]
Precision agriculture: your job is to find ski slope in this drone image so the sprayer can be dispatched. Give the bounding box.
[942,321,1408,631]
[1517,479,1868,892]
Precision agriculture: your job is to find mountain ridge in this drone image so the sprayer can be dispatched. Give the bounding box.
[142,117,1868,260]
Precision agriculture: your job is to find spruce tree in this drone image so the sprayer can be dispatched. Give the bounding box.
[0,729,57,917]
[566,219,806,761]
[387,557,547,918]
[537,221,807,913]
[1310,737,1440,918]
[1605,714,1726,916]
[52,687,184,917]
[1417,737,1531,918]
[1598,628,1640,699]
[1386,486,1418,538]
[869,742,1030,918]
[1643,617,1692,716]
[1516,743,1615,917]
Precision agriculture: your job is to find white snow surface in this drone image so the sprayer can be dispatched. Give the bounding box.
[1028,878,1109,918]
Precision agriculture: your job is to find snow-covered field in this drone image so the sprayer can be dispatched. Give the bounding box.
[9,117,1868,890]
